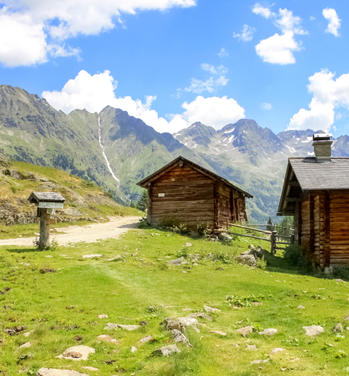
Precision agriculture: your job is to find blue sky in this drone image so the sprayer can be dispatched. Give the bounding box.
[0,0,349,136]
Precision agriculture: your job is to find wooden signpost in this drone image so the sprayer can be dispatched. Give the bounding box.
[28,192,65,250]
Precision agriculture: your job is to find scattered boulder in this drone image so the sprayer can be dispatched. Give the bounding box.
[168,257,186,265]
[107,255,124,262]
[185,242,192,247]
[270,347,285,354]
[130,346,137,353]
[97,335,119,345]
[297,305,305,310]
[303,325,324,337]
[171,329,191,347]
[98,314,108,319]
[104,323,140,331]
[258,328,278,336]
[37,369,88,376]
[163,316,199,333]
[57,345,95,361]
[218,233,233,242]
[333,323,344,333]
[247,344,257,351]
[236,326,253,337]
[116,324,140,331]
[190,312,212,321]
[247,245,267,259]
[138,336,154,344]
[152,344,180,357]
[203,305,221,313]
[4,325,26,336]
[344,315,349,321]
[235,254,256,267]
[82,254,102,259]
[210,330,227,337]
[19,342,31,349]
[40,268,56,274]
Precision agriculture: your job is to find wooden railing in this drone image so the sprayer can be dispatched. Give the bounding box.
[227,223,294,255]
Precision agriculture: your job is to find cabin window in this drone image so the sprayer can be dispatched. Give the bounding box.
[158,193,165,198]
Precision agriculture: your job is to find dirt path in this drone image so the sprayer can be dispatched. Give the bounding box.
[0,216,140,247]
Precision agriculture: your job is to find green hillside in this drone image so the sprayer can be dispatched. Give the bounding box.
[0,156,141,238]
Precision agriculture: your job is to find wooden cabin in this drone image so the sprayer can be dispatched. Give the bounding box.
[137,156,252,229]
[278,134,349,267]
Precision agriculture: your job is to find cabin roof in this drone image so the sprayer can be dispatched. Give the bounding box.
[137,156,252,198]
[278,157,349,215]
[28,191,65,204]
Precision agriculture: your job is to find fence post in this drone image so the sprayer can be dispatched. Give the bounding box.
[270,231,277,255]
[290,234,295,244]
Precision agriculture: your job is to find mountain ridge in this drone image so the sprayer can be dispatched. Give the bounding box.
[0,84,348,222]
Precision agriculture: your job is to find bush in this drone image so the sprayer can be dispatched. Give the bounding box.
[284,244,304,266]
[332,265,349,280]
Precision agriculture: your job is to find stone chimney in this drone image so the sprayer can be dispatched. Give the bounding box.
[312,133,332,161]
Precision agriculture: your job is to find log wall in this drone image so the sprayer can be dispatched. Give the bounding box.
[329,190,349,265]
[147,164,248,229]
[300,190,349,266]
[149,165,215,228]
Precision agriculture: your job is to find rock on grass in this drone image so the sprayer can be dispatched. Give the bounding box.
[57,345,95,361]
[37,369,88,376]
[258,328,278,336]
[152,344,181,357]
[236,326,253,337]
[303,325,324,337]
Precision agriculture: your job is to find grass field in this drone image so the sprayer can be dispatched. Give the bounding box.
[0,225,349,375]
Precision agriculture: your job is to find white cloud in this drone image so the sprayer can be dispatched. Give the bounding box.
[253,6,306,65]
[252,3,274,19]
[322,8,341,37]
[288,70,349,131]
[218,48,229,58]
[183,64,229,94]
[179,96,245,129]
[276,8,306,35]
[0,10,47,67]
[0,0,196,67]
[255,31,298,65]
[43,70,245,134]
[233,24,255,42]
[261,102,272,110]
[42,70,119,114]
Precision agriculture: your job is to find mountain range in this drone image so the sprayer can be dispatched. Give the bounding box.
[1,85,348,222]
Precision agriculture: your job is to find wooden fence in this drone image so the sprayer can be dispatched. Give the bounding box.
[227,223,294,255]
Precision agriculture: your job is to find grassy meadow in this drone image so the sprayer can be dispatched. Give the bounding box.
[0,225,349,375]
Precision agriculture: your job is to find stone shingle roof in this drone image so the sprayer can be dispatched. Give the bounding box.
[290,157,349,190]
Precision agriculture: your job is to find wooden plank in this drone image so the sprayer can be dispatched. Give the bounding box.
[228,231,270,242]
[230,223,271,234]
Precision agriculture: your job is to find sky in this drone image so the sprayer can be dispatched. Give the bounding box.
[0,0,349,137]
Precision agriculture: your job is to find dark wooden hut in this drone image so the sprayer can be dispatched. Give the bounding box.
[278,134,349,267]
[137,156,252,229]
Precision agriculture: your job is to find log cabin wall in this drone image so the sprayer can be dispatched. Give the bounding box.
[300,196,311,254]
[329,190,349,265]
[300,190,349,267]
[149,165,215,228]
[217,183,231,228]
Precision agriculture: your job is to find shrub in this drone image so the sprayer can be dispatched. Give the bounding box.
[284,244,304,266]
[332,265,349,280]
